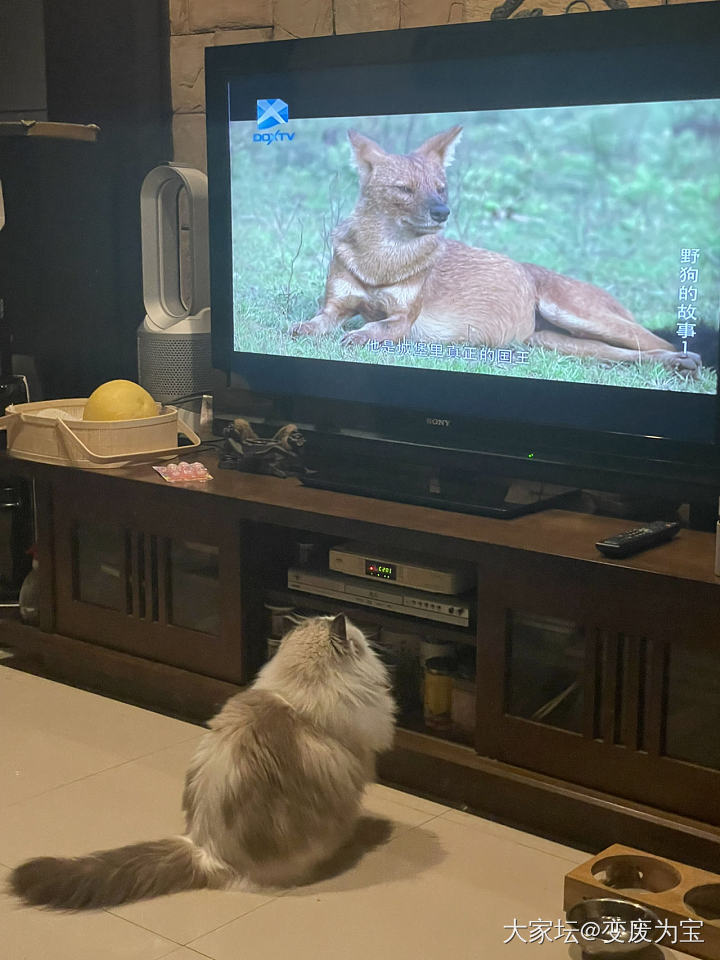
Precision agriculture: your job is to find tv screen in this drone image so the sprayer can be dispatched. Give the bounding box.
[207,5,720,475]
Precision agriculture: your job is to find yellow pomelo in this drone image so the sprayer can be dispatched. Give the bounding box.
[83,380,157,422]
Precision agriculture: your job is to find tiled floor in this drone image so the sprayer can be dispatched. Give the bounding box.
[0,665,690,959]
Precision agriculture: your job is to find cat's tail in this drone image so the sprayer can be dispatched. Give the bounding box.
[8,836,224,910]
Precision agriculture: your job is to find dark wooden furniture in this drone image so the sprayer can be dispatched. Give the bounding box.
[2,451,719,869]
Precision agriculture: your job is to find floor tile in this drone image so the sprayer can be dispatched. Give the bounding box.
[0,670,694,960]
[0,738,202,867]
[157,950,219,960]
[0,864,177,960]
[108,780,444,946]
[366,781,449,817]
[189,815,691,960]
[188,815,568,960]
[0,666,200,808]
[361,783,446,832]
[441,808,588,865]
[110,884,277,945]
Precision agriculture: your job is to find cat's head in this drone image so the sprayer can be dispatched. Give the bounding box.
[283,613,378,665]
[264,613,390,691]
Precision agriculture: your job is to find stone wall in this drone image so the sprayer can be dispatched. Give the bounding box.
[170,0,709,170]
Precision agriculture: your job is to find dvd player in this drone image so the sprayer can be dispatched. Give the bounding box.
[287,567,470,627]
[329,541,474,595]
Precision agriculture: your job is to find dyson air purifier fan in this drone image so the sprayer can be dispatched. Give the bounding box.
[138,163,212,405]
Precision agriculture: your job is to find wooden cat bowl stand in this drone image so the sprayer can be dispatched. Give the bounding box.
[564,845,720,960]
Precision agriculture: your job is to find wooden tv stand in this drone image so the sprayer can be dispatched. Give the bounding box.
[2,451,719,868]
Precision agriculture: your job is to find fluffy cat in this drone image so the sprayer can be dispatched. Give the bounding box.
[9,614,395,909]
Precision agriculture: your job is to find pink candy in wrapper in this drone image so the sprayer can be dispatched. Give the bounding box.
[153,461,212,483]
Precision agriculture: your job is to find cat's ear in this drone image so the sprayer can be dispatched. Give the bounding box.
[330,614,351,654]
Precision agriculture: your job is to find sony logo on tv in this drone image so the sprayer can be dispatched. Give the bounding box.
[426,417,451,427]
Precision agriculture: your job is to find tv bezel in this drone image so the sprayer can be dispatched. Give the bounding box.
[206,4,720,499]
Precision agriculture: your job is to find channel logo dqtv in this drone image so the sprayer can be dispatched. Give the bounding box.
[254,99,295,144]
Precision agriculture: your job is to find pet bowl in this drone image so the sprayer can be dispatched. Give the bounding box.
[567,898,662,956]
[684,883,720,922]
[591,854,681,894]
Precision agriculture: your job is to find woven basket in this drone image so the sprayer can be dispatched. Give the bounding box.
[0,398,200,469]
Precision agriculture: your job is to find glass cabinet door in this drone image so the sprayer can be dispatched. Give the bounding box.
[477,547,720,828]
[71,526,222,635]
[53,473,244,683]
[167,539,220,636]
[505,612,585,734]
[75,521,126,612]
[665,645,720,771]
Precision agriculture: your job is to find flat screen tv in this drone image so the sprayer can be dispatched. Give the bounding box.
[206,4,720,511]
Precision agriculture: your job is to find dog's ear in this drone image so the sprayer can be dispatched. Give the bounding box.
[414,125,463,168]
[347,130,388,181]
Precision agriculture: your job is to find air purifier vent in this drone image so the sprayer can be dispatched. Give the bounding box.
[137,328,212,403]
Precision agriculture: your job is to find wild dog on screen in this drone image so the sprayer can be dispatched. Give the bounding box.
[291,126,700,374]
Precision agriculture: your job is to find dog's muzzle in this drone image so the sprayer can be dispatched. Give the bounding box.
[429,203,450,223]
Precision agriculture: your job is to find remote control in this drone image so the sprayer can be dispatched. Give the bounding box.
[595,520,681,558]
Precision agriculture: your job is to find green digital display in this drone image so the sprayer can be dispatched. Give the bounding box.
[365,559,396,581]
